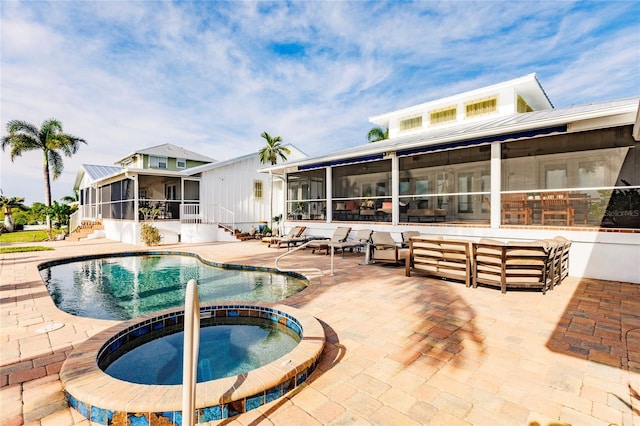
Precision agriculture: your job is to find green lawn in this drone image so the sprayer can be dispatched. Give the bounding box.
[0,246,54,253]
[0,229,62,243]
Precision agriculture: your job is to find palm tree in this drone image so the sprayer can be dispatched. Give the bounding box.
[2,119,86,208]
[367,126,389,143]
[60,190,80,215]
[60,189,79,205]
[0,196,27,232]
[258,132,290,233]
[47,200,72,231]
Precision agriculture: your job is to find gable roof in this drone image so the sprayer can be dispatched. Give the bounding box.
[188,143,308,175]
[264,97,639,173]
[114,143,216,165]
[73,164,124,189]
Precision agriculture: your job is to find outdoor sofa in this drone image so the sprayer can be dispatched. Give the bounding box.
[404,234,571,294]
[405,236,473,287]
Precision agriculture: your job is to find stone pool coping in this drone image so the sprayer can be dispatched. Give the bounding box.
[37,249,309,281]
[60,302,325,424]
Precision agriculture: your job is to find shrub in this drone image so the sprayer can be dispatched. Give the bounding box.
[140,223,162,246]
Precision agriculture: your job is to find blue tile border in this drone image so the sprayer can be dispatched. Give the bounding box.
[67,303,322,425]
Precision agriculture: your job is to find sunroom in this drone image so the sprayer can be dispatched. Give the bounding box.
[282,122,638,230]
[263,95,640,283]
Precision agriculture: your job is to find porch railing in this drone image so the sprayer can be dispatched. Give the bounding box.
[69,210,80,233]
[180,204,235,233]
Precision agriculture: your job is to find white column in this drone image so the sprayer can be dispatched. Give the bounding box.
[490,142,501,228]
[134,175,139,222]
[326,166,332,223]
[390,153,399,225]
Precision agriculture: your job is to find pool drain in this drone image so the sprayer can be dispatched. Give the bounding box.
[36,323,65,334]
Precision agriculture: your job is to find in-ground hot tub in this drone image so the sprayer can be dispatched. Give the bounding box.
[61,303,325,424]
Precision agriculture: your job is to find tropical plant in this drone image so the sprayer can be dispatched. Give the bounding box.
[23,202,48,225]
[139,206,161,221]
[0,196,27,232]
[61,190,79,206]
[140,223,162,246]
[1,119,86,209]
[367,126,389,143]
[139,207,162,245]
[258,131,290,230]
[46,201,72,230]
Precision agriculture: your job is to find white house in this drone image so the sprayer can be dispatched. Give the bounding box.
[262,74,640,283]
[73,143,306,245]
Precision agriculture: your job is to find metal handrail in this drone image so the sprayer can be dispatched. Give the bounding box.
[217,205,235,234]
[274,240,327,276]
[182,279,199,426]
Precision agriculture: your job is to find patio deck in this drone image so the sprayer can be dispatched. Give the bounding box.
[0,238,638,425]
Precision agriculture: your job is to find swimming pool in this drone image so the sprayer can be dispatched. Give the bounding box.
[39,252,308,320]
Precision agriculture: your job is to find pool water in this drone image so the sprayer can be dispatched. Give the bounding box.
[103,317,300,385]
[40,254,307,320]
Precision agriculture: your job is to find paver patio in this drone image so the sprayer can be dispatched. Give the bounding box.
[0,238,638,425]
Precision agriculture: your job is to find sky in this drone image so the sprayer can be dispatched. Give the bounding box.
[1,1,639,205]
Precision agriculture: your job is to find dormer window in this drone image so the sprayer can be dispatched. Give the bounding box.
[176,158,187,169]
[149,155,168,169]
[399,115,423,131]
[429,106,457,125]
[465,96,497,118]
[517,95,533,113]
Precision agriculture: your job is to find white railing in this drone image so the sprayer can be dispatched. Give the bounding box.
[180,204,235,232]
[69,210,80,233]
[71,204,99,231]
[180,203,204,224]
[216,205,235,234]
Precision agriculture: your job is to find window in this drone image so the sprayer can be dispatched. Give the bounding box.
[500,126,638,229]
[430,106,457,125]
[165,184,177,200]
[149,155,168,168]
[465,96,497,118]
[457,173,473,213]
[578,160,605,187]
[399,115,423,131]
[183,180,199,201]
[176,158,186,169]
[287,170,326,221]
[545,165,568,189]
[399,147,491,223]
[517,95,533,113]
[254,180,263,200]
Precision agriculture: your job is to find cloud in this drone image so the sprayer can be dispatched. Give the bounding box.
[1,0,639,204]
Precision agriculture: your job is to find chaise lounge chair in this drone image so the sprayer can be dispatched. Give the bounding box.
[305,226,352,254]
[328,228,373,257]
[265,226,307,249]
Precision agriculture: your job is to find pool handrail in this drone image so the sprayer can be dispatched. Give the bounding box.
[182,279,200,426]
[274,240,327,276]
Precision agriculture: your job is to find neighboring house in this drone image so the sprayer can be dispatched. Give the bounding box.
[73,143,306,244]
[263,73,640,283]
[188,144,307,232]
